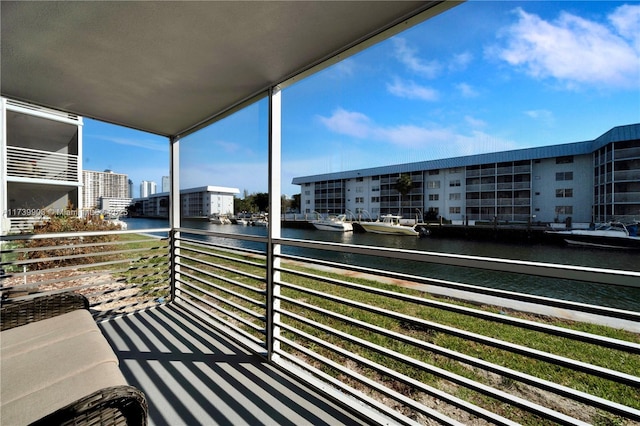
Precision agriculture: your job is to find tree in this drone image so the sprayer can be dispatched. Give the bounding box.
[395,174,413,197]
[253,192,269,212]
[291,194,300,212]
[394,174,413,216]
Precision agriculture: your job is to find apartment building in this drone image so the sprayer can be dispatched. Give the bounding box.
[293,124,640,225]
[82,169,130,212]
[132,186,239,219]
[1,98,83,233]
[140,180,157,198]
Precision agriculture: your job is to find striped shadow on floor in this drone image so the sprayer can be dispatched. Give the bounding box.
[98,304,374,426]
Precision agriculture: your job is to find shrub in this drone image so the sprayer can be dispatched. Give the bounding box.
[23,214,123,270]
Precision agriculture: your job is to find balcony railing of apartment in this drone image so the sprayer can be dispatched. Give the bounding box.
[614,170,640,181]
[615,147,640,160]
[1,226,639,425]
[6,146,79,183]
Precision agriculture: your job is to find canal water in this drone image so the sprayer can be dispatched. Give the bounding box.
[123,218,640,312]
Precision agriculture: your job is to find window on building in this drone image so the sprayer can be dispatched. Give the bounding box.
[305,183,310,186]
[555,172,573,181]
[372,186,379,192]
[449,206,461,214]
[556,156,574,164]
[355,197,364,203]
[356,186,363,193]
[428,170,439,175]
[449,179,461,187]
[450,167,463,173]
[427,181,440,189]
[555,206,573,215]
[356,177,364,182]
[449,193,461,200]
[372,176,379,181]
[304,190,310,195]
[305,200,310,204]
[555,188,573,198]
[371,196,380,203]
[428,194,439,201]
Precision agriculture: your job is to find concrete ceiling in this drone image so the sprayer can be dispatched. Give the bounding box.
[1,1,455,138]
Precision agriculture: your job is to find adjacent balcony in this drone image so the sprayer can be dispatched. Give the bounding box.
[6,146,79,184]
[2,226,639,425]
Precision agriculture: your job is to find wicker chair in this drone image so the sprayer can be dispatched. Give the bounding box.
[1,292,148,426]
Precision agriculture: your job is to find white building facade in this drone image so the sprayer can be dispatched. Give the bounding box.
[293,124,640,225]
[132,186,239,219]
[82,170,130,211]
[140,180,157,198]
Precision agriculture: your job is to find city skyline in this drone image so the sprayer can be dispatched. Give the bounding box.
[81,1,640,198]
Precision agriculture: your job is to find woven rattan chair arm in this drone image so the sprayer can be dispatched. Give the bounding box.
[30,385,148,426]
[0,291,89,331]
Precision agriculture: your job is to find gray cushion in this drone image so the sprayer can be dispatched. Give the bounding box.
[1,310,127,425]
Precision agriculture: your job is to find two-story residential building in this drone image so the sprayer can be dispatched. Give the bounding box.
[1,98,83,233]
[293,124,640,225]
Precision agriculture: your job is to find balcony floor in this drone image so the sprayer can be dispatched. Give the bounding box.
[98,304,372,426]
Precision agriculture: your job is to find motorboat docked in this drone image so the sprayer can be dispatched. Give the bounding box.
[359,214,419,236]
[312,214,353,232]
[249,215,268,227]
[210,214,231,225]
[545,221,640,249]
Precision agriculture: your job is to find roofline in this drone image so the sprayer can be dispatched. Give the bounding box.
[292,123,640,184]
[133,185,240,200]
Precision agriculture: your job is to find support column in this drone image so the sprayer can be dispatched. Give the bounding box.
[170,135,181,303]
[267,86,282,361]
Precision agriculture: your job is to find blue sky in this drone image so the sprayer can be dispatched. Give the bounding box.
[83,1,640,198]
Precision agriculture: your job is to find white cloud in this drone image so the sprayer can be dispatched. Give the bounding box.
[465,115,487,128]
[392,37,441,78]
[317,108,373,138]
[93,135,168,151]
[386,77,439,101]
[525,109,555,126]
[449,51,473,71]
[608,4,640,51]
[456,82,479,98]
[492,6,640,89]
[317,108,517,155]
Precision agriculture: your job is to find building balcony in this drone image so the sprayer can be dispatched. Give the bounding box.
[612,192,640,203]
[2,226,640,425]
[615,146,640,160]
[6,146,80,184]
[614,170,640,182]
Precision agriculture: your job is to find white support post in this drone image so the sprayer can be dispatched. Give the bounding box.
[0,98,8,235]
[170,135,181,302]
[267,86,282,361]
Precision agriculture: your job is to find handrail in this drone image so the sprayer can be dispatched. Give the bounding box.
[3,227,639,425]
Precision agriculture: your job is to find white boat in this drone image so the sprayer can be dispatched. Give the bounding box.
[312,214,353,232]
[252,218,268,227]
[546,221,640,249]
[359,214,419,236]
[250,215,268,227]
[210,214,231,225]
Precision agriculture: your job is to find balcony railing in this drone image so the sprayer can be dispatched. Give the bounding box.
[6,146,79,183]
[2,226,639,425]
[1,228,170,318]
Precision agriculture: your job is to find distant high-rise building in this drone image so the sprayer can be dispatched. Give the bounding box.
[162,176,170,193]
[83,170,129,210]
[140,180,157,198]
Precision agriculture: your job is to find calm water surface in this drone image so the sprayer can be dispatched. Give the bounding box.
[124,218,640,311]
